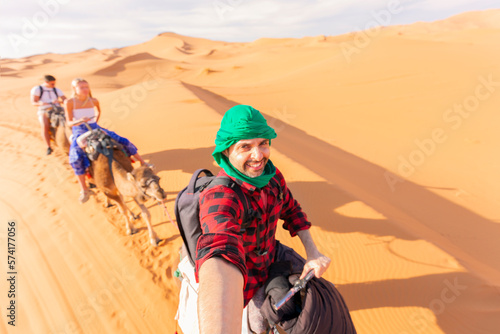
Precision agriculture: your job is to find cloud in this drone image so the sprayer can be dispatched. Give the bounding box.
[0,0,498,59]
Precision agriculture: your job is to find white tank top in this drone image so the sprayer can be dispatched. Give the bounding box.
[73,97,97,124]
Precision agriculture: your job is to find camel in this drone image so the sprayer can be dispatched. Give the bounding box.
[89,145,166,246]
[47,104,71,154]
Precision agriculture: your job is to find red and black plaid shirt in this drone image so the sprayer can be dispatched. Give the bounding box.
[195,167,311,306]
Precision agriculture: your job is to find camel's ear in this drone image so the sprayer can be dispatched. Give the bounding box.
[126,172,135,182]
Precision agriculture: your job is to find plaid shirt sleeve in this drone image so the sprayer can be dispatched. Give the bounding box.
[277,169,312,237]
[195,185,248,286]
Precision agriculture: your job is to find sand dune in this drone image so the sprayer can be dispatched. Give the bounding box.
[1,9,500,334]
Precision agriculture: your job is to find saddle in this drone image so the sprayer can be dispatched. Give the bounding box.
[77,128,124,162]
[47,105,66,128]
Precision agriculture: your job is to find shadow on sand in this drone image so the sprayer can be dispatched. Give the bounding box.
[138,81,500,333]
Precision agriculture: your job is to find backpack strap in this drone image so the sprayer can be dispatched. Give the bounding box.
[206,177,252,229]
[188,169,214,194]
[38,86,59,100]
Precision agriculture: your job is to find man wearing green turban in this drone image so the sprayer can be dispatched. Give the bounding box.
[197,105,332,333]
[213,104,278,188]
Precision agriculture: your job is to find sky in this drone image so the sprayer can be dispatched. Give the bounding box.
[0,0,498,59]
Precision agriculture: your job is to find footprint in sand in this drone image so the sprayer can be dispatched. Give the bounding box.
[110,310,133,332]
[78,262,94,275]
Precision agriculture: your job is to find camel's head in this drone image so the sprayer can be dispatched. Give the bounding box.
[127,166,166,202]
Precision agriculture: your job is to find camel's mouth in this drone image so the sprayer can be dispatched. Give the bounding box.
[159,189,166,200]
[151,191,166,202]
[139,176,166,201]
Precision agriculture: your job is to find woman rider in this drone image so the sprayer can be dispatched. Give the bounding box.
[66,78,151,203]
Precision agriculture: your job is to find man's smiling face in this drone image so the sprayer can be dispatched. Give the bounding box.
[225,138,270,178]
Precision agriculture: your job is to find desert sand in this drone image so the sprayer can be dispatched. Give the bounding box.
[1,9,500,334]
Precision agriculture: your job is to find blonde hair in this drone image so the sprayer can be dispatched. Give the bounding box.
[71,78,93,98]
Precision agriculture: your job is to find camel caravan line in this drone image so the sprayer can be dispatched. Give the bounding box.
[33,76,172,247]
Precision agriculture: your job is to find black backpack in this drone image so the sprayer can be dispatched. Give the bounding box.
[175,169,253,266]
[39,85,59,100]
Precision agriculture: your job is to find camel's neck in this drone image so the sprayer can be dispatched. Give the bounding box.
[112,164,140,198]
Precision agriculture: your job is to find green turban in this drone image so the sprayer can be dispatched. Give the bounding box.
[213,105,277,188]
